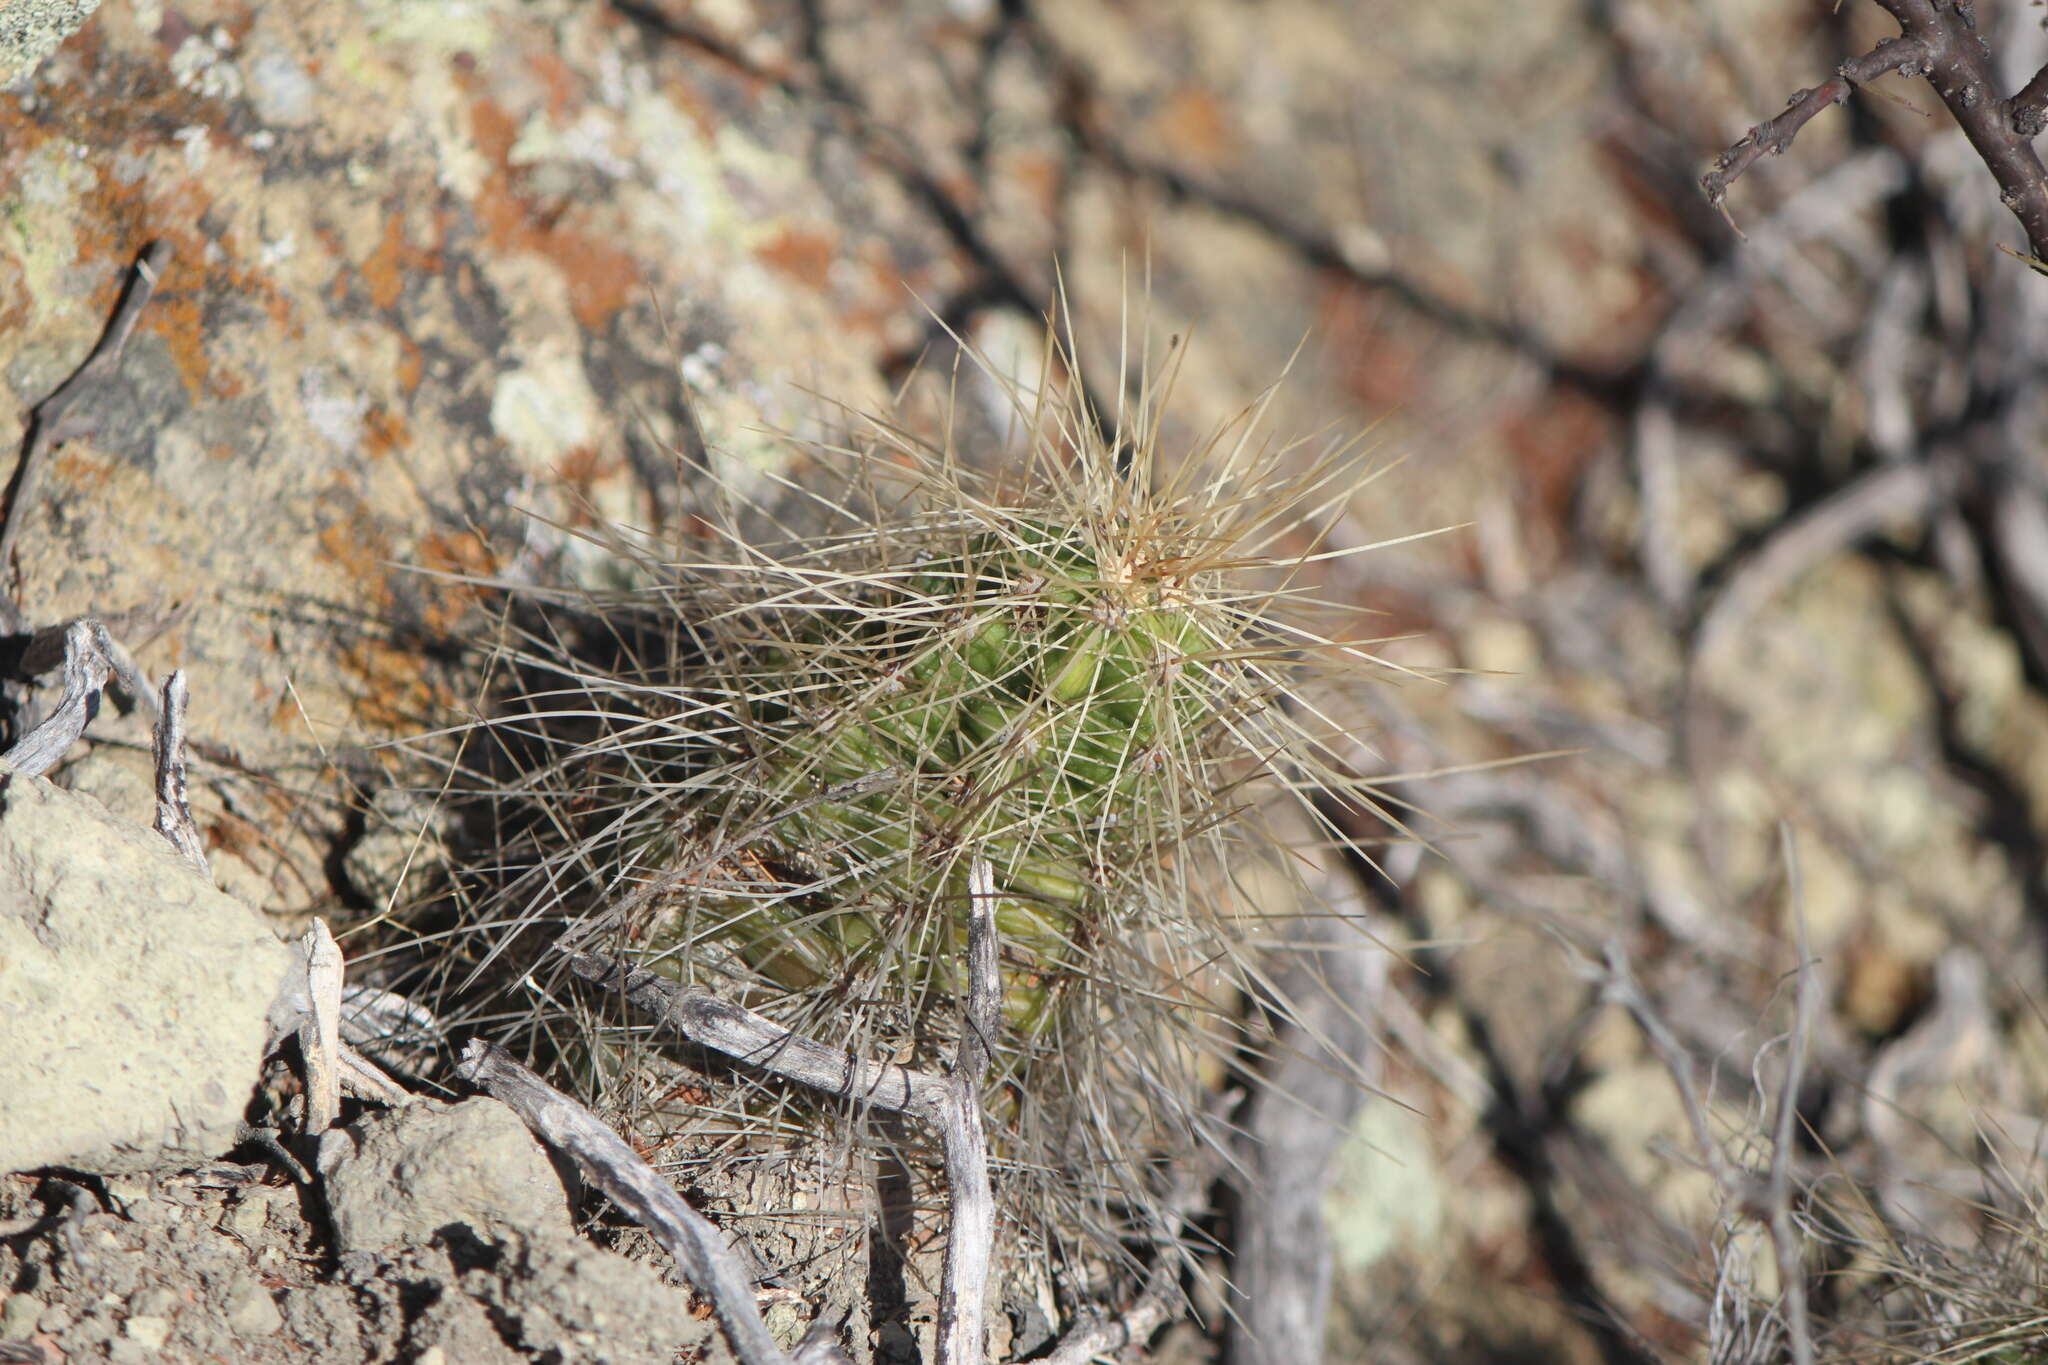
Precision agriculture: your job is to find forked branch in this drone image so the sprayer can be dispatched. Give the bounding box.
[1706,4,2048,261]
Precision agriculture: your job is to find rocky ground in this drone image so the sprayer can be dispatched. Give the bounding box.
[9,0,2048,1362]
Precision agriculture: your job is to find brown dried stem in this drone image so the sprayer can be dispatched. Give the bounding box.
[1883,0,2048,256]
[2010,59,2048,137]
[1702,35,1926,217]
[1709,5,2048,261]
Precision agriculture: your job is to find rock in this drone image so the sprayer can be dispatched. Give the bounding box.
[0,1291,41,1338]
[122,1314,171,1349]
[0,0,99,88]
[0,773,292,1175]
[449,1233,713,1365]
[317,1099,720,1364]
[221,1273,283,1338]
[316,1098,571,1256]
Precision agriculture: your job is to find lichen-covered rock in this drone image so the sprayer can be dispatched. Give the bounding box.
[0,0,98,88]
[0,772,291,1174]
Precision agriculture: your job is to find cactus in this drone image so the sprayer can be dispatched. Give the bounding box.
[425,315,1405,1289]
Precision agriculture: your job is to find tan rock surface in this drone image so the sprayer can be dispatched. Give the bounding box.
[0,772,291,1172]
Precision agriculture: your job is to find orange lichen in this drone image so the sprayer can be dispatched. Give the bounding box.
[362,215,436,313]
[412,529,498,631]
[48,449,117,496]
[1153,87,1235,167]
[551,445,626,511]
[1007,151,1061,220]
[337,634,452,734]
[755,225,838,291]
[417,527,497,581]
[318,516,396,611]
[467,96,642,331]
[151,292,236,399]
[529,49,578,122]
[29,137,297,398]
[396,336,424,394]
[469,96,520,167]
[362,406,411,460]
[550,228,639,331]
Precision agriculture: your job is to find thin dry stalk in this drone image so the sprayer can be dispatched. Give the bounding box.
[457,1040,816,1365]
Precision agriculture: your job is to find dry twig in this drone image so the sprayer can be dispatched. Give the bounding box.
[3,620,113,777]
[1690,452,1965,671]
[1706,5,2048,260]
[299,920,345,1136]
[455,1040,822,1365]
[1766,827,1817,1365]
[936,857,999,1365]
[1701,35,1926,225]
[151,670,209,876]
[564,860,1009,1365]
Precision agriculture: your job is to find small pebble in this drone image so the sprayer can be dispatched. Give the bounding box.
[123,1314,172,1348]
[107,1339,154,1365]
[223,1193,267,1239]
[224,1275,283,1337]
[1,1292,43,1338]
[126,1286,179,1318]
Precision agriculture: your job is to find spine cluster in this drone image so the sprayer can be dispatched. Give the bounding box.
[457,322,1393,1267]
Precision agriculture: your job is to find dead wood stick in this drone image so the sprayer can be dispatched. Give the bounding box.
[299,920,345,1136]
[936,858,998,1365]
[152,669,209,875]
[455,1039,803,1365]
[1766,828,1817,1365]
[3,619,110,776]
[335,1043,415,1107]
[1037,1286,1178,1365]
[16,615,156,717]
[1701,35,1925,222]
[0,242,173,610]
[564,952,954,1116]
[570,860,1004,1365]
[1708,5,2048,260]
[1596,940,1739,1194]
[1691,452,1964,671]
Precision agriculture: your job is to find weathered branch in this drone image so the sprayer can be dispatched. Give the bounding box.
[1882,0,2048,256]
[299,920,345,1135]
[1702,35,1926,215]
[152,670,209,875]
[1709,6,2048,261]
[3,620,110,776]
[456,1040,815,1365]
[568,859,1004,1365]
[2009,58,2048,136]
[936,858,998,1365]
[566,951,953,1116]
